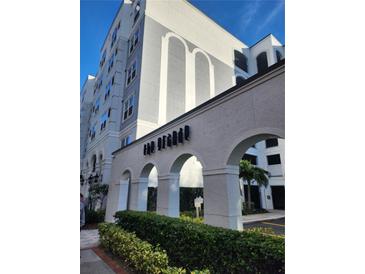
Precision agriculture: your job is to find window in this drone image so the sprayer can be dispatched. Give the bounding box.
[256,51,268,73]
[105,82,111,101]
[123,94,134,121]
[100,50,106,68]
[265,138,278,148]
[90,125,96,140]
[94,98,100,113]
[128,29,139,55]
[100,112,108,131]
[107,107,111,118]
[108,54,114,73]
[276,50,282,62]
[236,76,246,85]
[133,2,140,25]
[267,154,281,165]
[234,50,248,72]
[242,153,257,165]
[117,21,121,30]
[111,28,117,48]
[121,135,131,148]
[126,61,137,85]
[112,75,115,85]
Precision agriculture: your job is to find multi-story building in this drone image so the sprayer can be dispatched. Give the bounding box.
[80,0,285,210]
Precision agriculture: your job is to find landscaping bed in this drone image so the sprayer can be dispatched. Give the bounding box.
[114,211,285,274]
[98,223,209,274]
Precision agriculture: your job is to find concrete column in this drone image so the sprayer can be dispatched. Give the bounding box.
[156,174,180,218]
[129,179,139,211]
[117,179,130,211]
[203,166,243,231]
[138,178,149,211]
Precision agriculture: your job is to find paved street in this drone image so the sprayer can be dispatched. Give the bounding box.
[243,217,285,235]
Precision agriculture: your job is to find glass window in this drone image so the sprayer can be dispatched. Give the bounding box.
[126,61,137,85]
[267,154,281,165]
[94,98,100,113]
[265,138,278,148]
[100,112,108,131]
[111,28,117,48]
[121,135,131,148]
[234,50,248,72]
[123,94,134,121]
[108,54,114,73]
[276,50,282,62]
[105,81,111,101]
[129,29,139,54]
[256,52,268,73]
[242,153,257,165]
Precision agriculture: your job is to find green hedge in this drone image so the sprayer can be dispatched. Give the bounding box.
[114,211,284,273]
[85,209,105,224]
[98,223,209,274]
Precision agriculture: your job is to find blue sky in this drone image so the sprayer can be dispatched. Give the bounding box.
[80,0,285,88]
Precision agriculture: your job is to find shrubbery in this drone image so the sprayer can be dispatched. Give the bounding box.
[114,211,284,273]
[85,209,105,224]
[98,223,209,274]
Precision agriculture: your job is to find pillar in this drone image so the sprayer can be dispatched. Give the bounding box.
[156,174,179,217]
[203,166,243,230]
[117,179,130,211]
[129,178,148,211]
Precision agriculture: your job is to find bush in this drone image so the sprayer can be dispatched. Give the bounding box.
[180,214,204,224]
[85,209,105,224]
[98,223,209,274]
[242,202,269,215]
[114,211,284,274]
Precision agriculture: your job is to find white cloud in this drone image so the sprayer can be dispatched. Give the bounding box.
[256,0,284,33]
[238,0,262,32]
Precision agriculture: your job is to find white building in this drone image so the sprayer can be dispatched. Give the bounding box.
[80,0,285,210]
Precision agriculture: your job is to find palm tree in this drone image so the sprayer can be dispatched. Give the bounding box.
[239,160,269,210]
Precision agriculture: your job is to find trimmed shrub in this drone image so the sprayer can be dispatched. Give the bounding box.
[98,223,209,274]
[85,209,105,224]
[114,211,284,274]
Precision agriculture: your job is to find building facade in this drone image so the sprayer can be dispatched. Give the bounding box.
[80,0,285,210]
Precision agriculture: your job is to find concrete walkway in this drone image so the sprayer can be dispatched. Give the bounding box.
[81,229,100,249]
[242,210,285,224]
[81,249,115,274]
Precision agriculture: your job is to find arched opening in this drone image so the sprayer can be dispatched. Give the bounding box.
[226,133,285,225]
[140,163,159,212]
[256,51,268,73]
[195,51,210,106]
[166,36,186,122]
[119,170,132,211]
[276,50,283,62]
[166,153,204,219]
[234,50,248,72]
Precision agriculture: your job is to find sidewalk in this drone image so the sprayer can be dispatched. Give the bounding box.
[81,229,100,249]
[242,210,285,224]
[81,249,115,274]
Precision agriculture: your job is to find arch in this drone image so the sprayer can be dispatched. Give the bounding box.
[226,127,285,166]
[166,36,187,122]
[169,151,206,174]
[140,162,160,178]
[121,169,132,210]
[234,50,248,72]
[158,32,190,125]
[256,51,269,73]
[192,48,215,101]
